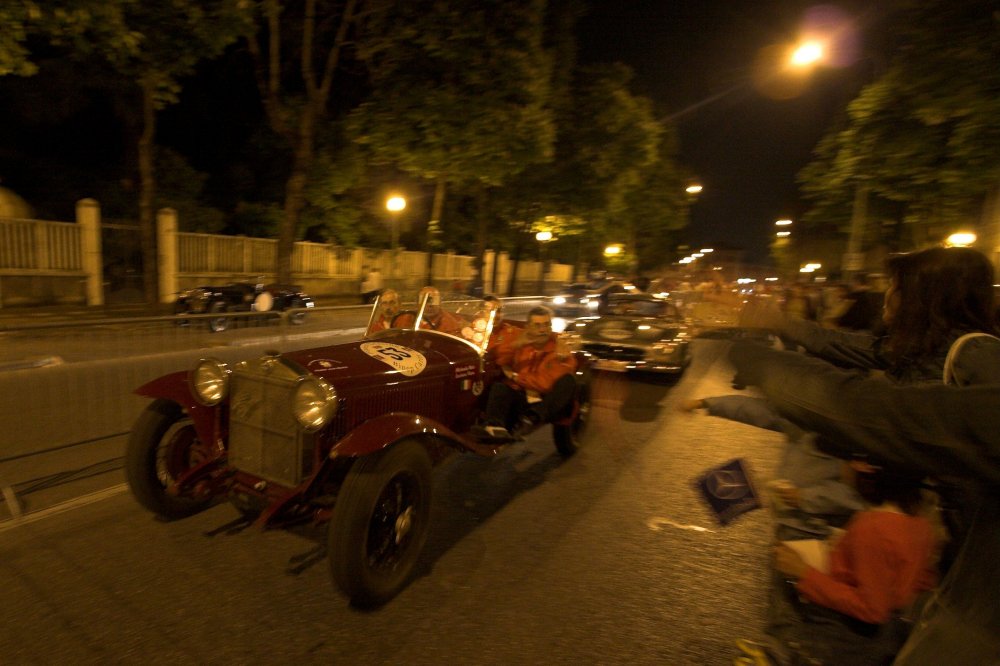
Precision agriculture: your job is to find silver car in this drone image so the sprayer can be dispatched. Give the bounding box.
[564,293,691,374]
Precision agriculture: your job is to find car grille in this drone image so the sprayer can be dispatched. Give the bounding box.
[227,362,447,488]
[582,343,644,362]
[228,365,310,488]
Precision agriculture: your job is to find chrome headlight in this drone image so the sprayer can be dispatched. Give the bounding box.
[650,343,679,360]
[293,377,338,432]
[191,358,230,405]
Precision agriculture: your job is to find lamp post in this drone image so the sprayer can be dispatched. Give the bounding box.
[536,230,554,295]
[386,195,406,277]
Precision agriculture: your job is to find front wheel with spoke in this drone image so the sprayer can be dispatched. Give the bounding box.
[328,440,432,608]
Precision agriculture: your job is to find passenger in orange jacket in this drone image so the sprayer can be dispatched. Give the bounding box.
[473,305,577,440]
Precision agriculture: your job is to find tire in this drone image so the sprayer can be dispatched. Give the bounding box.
[207,300,229,332]
[328,440,432,608]
[289,299,307,325]
[125,399,214,519]
[553,370,592,457]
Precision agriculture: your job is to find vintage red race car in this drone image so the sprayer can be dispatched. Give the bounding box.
[125,294,591,607]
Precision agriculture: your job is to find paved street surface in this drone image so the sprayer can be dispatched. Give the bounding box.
[0,339,787,665]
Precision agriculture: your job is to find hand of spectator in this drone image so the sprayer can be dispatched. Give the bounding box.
[774,543,808,579]
[774,485,801,508]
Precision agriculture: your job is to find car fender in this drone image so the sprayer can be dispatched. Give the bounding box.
[330,412,460,459]
[134,371,218,443]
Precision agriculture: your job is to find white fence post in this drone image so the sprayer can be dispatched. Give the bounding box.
[76,198,103,306]
[156,208,178,303]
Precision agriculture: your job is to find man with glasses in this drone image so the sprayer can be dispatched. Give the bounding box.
[473,305,577,440]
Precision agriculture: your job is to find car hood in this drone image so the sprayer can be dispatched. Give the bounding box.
[576,316,684,345]
[279,330,480,390]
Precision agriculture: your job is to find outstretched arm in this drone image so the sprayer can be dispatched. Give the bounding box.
[728,341,1000,485]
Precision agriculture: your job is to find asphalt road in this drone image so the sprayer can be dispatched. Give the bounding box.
[0,339,787,665]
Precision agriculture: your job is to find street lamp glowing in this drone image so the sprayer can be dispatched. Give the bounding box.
[386,195,406,212]
[776,231,791,237]
[685,184,703,194]
[945,232,976,247]
[775,219,793,226]
[535,231,553,242]
[790,41,824,67]
[604,244,622,256]
[700,248,714,253]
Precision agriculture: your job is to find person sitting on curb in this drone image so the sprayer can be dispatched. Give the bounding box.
[472,306,577,441]
[368,288,400,333]
[736,457,938,666]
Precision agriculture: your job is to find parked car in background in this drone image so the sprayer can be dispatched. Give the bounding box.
[563,292,690,375]
[173,282,314,332]
[549,279,636,317]
[126,294,591,607]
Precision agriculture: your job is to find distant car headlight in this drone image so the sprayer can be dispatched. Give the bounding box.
[553,296,566,305]
[293,377,338,432]
[191,358,230,405]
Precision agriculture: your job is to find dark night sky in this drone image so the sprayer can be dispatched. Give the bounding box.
[576,0,874,265]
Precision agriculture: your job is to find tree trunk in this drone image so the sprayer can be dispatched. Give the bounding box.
[507,233,525,296]
[276,109,315,285]
[138,80,158,305]
[425,177,446,285]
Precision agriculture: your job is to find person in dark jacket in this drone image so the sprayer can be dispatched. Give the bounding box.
[836,273,885,332]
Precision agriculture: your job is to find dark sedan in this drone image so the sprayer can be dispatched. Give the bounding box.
[174,282,314,331]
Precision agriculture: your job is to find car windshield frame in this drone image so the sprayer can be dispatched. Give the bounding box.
[364,292,496,355]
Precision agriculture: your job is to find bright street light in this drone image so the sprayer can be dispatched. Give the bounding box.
[790,41,825,67]
[700,248,714,253]
[685,184,703,194]
[535,230,553,242]
[775,219,793,226]
[385,195,406,277]
[776,231,791,237]
[604,244,622,256]
[945,231,977,247]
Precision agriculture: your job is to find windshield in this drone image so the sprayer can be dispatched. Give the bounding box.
[364,292,496,353]
[606,297,680,318]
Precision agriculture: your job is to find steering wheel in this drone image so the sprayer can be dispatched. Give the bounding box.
[390,310,420,329]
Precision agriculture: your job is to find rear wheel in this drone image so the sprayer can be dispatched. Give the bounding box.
[289,298,308,325]
[328,440,432,608]
[125,399,214,519]
[207,301,229,332]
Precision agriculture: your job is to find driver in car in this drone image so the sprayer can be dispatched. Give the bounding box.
[473,305,578,440]
[369,288,401,333]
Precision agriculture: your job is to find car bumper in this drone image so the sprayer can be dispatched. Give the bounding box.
[592,358,686,373]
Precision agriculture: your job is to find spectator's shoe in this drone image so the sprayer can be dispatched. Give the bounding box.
[471,424,515,441]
